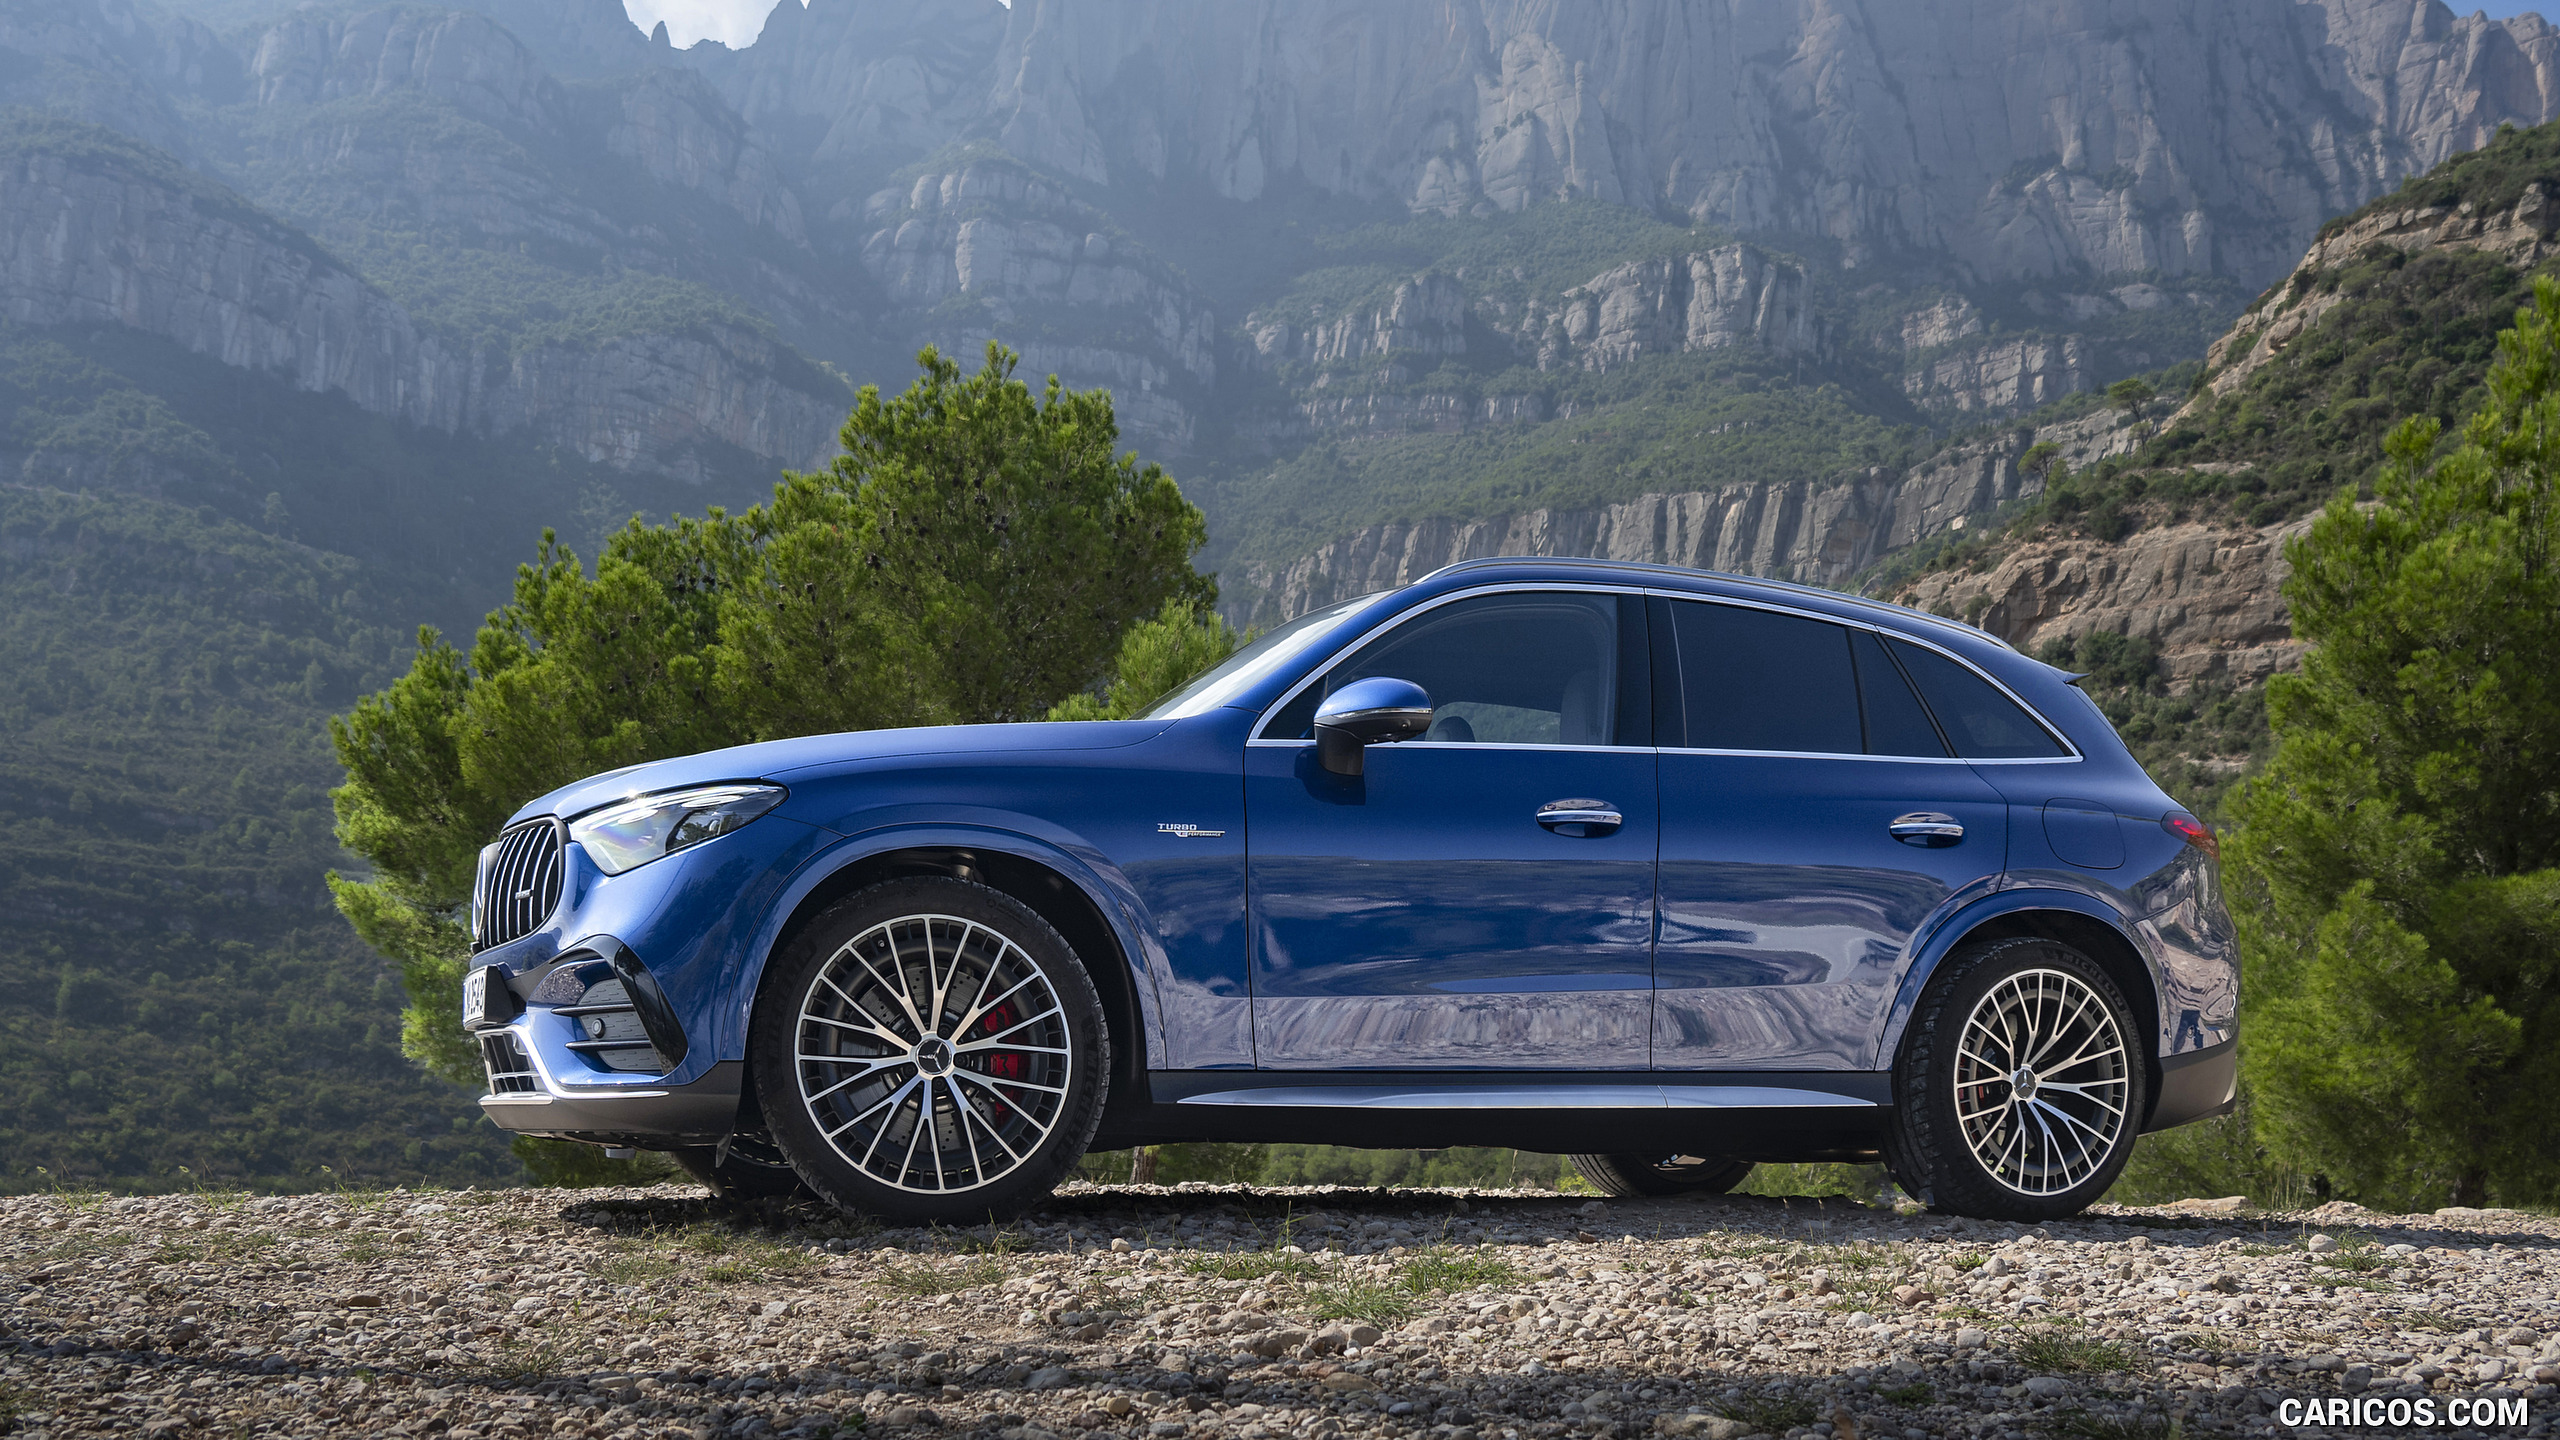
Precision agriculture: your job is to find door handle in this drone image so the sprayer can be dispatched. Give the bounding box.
[1890,812,1964,846]
[1537,799,1623,837]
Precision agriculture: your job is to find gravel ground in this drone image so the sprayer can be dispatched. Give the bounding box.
[3,1183,2555,1440]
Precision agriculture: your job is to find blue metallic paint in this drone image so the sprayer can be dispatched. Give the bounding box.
[1246,739,1658,1068]
[461,554,2238,1165]
[1655,751,2010,1070]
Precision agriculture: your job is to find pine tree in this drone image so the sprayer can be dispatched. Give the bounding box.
[2228,275,2560,1208]
[329,344,1213,1086]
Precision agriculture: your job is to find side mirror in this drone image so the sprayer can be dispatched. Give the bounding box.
[1314,676,1433,776]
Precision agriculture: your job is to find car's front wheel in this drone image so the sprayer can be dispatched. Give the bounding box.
[750,877,1110,1224]
[1567,1152,1755,1197]
[1884,936,2147,1221]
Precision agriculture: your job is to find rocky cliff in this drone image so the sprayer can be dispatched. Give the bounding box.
[1228,435,2042,627]
[0,122,847,478]
[1520,247,1818,370]
[1894,518,2314,691]
[697,0,2560,290]
[855,157,1216,450]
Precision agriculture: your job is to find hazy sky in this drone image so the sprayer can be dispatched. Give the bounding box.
[624,0,2541,52]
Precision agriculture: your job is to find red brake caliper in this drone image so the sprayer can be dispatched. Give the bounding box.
[976,1002,1021,1123]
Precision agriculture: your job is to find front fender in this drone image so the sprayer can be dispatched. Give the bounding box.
[728,819,1170,1072]
[1870,885,2163,1070]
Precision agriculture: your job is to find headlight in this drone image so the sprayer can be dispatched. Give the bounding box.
[567,783,787,876]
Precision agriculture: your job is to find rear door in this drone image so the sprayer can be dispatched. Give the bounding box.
[1650,596,2010,1070]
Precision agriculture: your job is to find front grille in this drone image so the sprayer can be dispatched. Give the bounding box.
[480,1031,540,1094]
[474,819,564,951]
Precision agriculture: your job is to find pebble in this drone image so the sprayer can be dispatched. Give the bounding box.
[3,1184,2555,1440]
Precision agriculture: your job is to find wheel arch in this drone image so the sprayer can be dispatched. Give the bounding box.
[736,830,1158,1126]
[1880,889,2165,1122]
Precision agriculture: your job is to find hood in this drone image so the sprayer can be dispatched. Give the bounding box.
[506,718,1176,825]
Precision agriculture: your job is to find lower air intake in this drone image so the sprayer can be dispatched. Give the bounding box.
[480,1031,540,1095]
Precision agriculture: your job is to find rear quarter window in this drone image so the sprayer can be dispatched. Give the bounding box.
[1890,639,2071,759]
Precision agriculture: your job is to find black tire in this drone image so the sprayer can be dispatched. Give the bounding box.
[1568,1152,1756,1197]
[671,1132,813,1202]
[1884,935,2149,1222]
[750,877,1110,1225]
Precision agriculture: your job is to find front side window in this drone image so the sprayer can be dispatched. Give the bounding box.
[1262,591,1639,745]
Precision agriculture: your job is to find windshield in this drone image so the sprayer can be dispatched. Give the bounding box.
[1138,594,1383,719]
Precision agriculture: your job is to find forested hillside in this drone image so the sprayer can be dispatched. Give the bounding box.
[0,484,520,1186]
[1873,120,2560,825]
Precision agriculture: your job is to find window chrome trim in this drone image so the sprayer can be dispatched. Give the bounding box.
[1249,739,1640,755]
[1643,588,2082,762]
[1246,581,1648,747]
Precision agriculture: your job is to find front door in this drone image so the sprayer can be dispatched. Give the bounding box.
[1648,597,2012,1070]
[1246,589,1658,1069]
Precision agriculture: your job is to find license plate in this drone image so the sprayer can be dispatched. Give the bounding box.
[462,965,490,1029]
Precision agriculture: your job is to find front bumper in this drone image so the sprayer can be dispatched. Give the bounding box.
[476,1023,743,1145]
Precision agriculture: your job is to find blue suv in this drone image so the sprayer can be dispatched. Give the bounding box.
[459,558,2236,1222]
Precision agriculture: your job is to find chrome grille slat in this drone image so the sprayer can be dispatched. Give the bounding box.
[473,819,563,951]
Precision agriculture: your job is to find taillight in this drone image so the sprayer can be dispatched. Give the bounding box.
[2162,811,2218,861]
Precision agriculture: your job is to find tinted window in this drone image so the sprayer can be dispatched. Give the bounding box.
[1852,630,1949,757]
[1264,592,1629,745]
[1891,639,2070,758]
[1670,602,1862,754]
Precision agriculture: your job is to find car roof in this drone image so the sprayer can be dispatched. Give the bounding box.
[1416,555,2016,652]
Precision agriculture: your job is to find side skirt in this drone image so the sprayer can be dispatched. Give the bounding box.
[1092,1070,1890,1159]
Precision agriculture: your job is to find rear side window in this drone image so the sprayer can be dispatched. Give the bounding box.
[1667,601,1862,753]
[1890,639,2071,758]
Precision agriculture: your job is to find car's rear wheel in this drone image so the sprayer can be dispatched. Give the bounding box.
[1567,1152,1755,1197]
[750,877,1110,1224]
[1884,936,2147,1221]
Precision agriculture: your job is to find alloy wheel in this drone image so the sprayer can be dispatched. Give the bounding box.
[792,912,1072,1194]
[1951,967,2131,1196]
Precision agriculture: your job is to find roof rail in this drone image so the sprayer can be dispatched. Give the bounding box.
[1413,554,2015,651]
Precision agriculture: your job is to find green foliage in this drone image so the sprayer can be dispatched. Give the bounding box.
[1734,1163,1891,1204]
[2227,275,2560,1209]
[2032,633,2271,820]
[2338,118,2560,237]
[1254,1147,1566,1190]
[2013,1331,2139,1375]
[0,485,517,1192]
[2107,1090,2315,1211]
[330,344,1212,1084]
[1083,1143,1273,1185]
[2158,245,2531,526]
[1048,599,1242,721]
[510,1135,682,1188]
